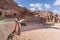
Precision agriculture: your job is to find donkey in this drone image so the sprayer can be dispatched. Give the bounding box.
[7,19,26,40]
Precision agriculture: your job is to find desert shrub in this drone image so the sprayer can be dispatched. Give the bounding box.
[0,11,7,21]
[2,11,5,18]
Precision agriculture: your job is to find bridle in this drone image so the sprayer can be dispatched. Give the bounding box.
[7,20,22,40]
[13,20,22,35]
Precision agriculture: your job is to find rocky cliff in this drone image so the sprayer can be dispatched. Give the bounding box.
[0,0,60,23]
[0,0,27,19]
[24,10,60,23]
[33,11,60,23]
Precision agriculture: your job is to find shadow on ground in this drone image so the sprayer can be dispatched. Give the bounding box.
[21,23,60,32]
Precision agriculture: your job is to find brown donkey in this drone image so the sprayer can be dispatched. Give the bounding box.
[7,19,23,40]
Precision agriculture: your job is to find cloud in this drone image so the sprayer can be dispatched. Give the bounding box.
[30,4,35,7]
[30,8,36,11]
[54,0,60,6]
[30,3,42,8]
[29,3,43,10]
[44,4,51,9]
[53,10,58,13]
[53,9,60,14]
[38,7,43,10]
[18,4,24,7]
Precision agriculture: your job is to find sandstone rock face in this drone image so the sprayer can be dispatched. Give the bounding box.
[0,0,28,19]
[0,0,60,23]
[29,11,60,23]
[22,10,60,23]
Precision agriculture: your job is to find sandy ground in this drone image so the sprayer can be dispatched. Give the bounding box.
[0,21,60,40]
[12,22,60,40]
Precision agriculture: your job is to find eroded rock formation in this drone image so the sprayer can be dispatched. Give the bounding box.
[32,11,60,23]
[0,0,28,19]
[0,0,60,23]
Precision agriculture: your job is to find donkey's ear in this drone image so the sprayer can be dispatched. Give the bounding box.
[19,19,26,23]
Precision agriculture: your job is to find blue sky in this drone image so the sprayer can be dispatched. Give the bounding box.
[14,0,60,14]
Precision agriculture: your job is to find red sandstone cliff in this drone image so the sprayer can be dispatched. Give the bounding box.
[0,0,60,23]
